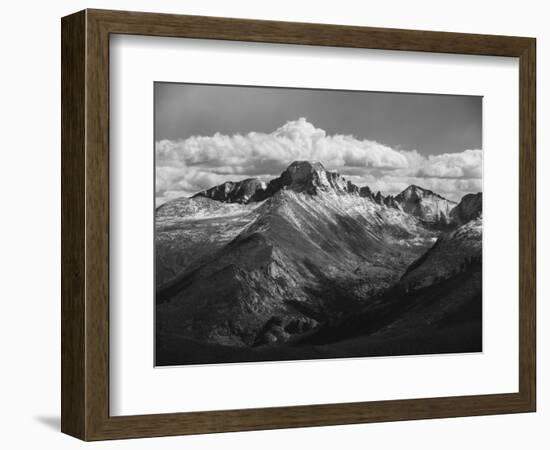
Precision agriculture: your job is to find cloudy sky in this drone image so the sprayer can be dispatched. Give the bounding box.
[155,83,482,205]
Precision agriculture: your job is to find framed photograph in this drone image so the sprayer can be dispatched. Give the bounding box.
[61,9,536,440]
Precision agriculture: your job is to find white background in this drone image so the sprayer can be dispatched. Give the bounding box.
[0,0,547,449]
[110,35,519,416]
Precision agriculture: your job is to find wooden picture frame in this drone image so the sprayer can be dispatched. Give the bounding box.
[61,9,536,441]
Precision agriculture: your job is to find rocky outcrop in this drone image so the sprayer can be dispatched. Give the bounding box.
[359,185,374,200]
[393,185,456,224]
[262,160,360,197]
[399,217,482,290]
[193,178,267,204]
[450,192,482,225]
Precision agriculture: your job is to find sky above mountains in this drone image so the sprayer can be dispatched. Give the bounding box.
[155,83,482,205]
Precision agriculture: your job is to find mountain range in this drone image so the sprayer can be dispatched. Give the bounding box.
[155,160,482,364]
[192,161,458,224]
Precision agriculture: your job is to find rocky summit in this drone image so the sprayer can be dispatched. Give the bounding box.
[273,160,351,194]
[450,192,482,225]
[194,178,267,204]
[393,185,457,224]
[155,160,482,365]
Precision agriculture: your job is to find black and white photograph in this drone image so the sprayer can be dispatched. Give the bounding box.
[2,0,543,446]
[154,83,483,366]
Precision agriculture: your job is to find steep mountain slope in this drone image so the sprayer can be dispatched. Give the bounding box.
[194,178,267,204]
[367,216,482,348]
[388,191,483,293]
[450,192,482,225]
[399,216,482,290]
[393,185,456,224]
[156,163,438,348]
[301,215,482,351]
[299,263,481,353]
[155,196,262,286]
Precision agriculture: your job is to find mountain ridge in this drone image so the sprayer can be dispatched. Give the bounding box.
[188,160,470,225]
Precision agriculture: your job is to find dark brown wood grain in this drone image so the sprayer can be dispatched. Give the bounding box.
[518,38,536,408]
[61,10,86,438]
[61,8,536,441]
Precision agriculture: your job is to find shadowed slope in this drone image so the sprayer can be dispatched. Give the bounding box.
[157,189,436,347]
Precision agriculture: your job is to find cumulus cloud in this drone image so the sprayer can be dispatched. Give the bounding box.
[416,149,482,179]
[155,118,482,204]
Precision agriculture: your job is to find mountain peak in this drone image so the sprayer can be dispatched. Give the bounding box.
[287,160,325,171]
[273,160,352,195]
[283,160,326,184]
[397,185,450,202]
[450,192,482,225]
[405,184,424,191]
[393,185,456,224]
[193,177,267,204]
[401,184,432,195]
